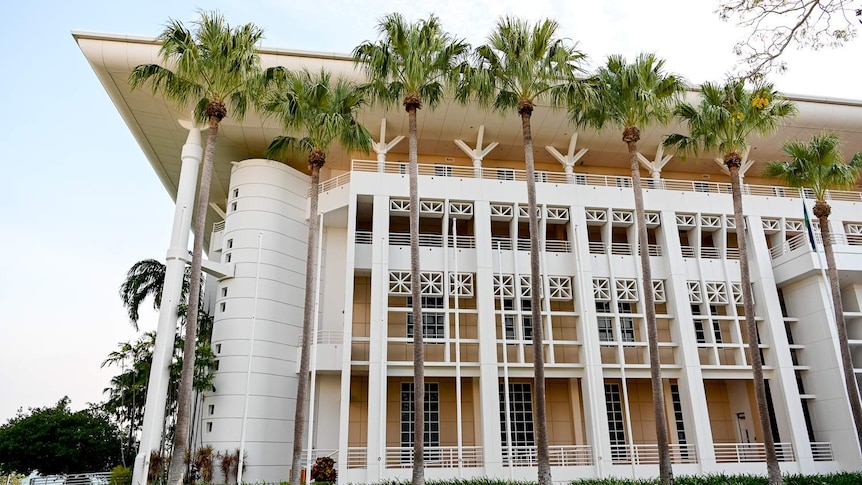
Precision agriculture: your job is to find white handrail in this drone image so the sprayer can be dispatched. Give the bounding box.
[349,159,862,201]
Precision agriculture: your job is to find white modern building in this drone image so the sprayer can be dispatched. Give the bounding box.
[76,32,862,483]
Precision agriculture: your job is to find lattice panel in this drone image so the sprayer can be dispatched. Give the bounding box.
[420,272,444,295]
[390,199,410,212]
[687,281,702,304]
[518,275,541,297]
[725,216,736,229]
[652,280,666,303]
[846,223,862,235]
[448,272,474,297]
[585,209,607,223]
[593,278,611,301]
[548,276,573,300]
[518,206,542,219]
[491,204,513,218]
[785,219,804,232]
[645,212,661,226]
[615,279,638,302]
[389,271,411,295]
[676,214,696,227]
[494,274,515,298]
[731,283,743,305]
[420,200,444,214]
[546,207,570,221]
[701,215,721,228]
[612,211,634,224]
[762,218,780,232]
[449,202,473,217]
[705,281,728,304]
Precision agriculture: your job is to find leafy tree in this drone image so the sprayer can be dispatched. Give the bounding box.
[764,132,862,454]
[569,53,684,484]
[259,68,372,485]
[129,12,263,485]
[462,17,585,485]
[717,0,858,78]
[0,398,123,475]
[665,80,796,485]
[353,15,468,485]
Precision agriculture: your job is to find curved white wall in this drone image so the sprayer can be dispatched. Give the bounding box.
[204,159,310,483]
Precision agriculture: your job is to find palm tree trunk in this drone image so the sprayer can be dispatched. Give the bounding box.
[626,136,672,484]
[408,105,426,485]
[290,161,322,485]
[729,162,782,485]
[817,206,862,451]
[167,116,220,485]
[520,107,551,485]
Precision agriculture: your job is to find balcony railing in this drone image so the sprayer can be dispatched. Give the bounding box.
[345,160,862,202]
[492,236,513,250]
[714,442,795,463]
[385,446,483,468]
[811,441,835,461]
[346,447,367,468]
[769,233,810,259]
[609,444,698,465]
[502,445,593,466]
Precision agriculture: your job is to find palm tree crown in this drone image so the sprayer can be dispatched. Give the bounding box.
[352,13,469,111]
[261,69,373,166]
[466,17,585,114]
[764,132,862,201]
[664,80,797,165]
[130,11,263,123]
[571,53,684,140]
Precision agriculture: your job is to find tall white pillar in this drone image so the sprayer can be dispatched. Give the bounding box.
[132,124,202,485]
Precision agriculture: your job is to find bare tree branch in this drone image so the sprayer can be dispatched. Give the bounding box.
[717,0,857,80]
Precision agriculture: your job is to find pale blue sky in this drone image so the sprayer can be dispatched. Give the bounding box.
[0,0,859,422]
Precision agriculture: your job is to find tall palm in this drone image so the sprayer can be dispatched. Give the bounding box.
[569,53,684,484]
[665,80,796,485]
[464,17,584,485]
[353,14,468,484]
[260,68,372,485]
[764,132,862,454]
[129,12,263,485]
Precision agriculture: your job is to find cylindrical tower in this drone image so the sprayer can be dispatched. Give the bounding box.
[204,159,310,483]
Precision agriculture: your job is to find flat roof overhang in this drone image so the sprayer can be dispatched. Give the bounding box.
[74,31,862,235]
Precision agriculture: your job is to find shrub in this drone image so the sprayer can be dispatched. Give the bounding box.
[311,456,336,482]
[108,466,132,485]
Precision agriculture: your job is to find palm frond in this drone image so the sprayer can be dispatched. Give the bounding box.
[467,17,585,113]
[571,52,685,135]
[353,13,469,109]
[129,10,263,123]
[259,68,373,170]
[764,131,862,201]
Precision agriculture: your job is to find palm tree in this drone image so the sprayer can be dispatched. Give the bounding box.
[665,80,796,485]
[129,12,263,484]
[353,14,468,484]
[119,259,191,331]
[764,132,862,454]
[259,68,372,485]
[569,53,684,484]
[464,17,584,485]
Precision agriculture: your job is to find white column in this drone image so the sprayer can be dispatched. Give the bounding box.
[132,123,202,485]
[472,200,505,475]
[454,126,498,178]
[365,195,391,479]
[372,118,405,172]
[545,133,588,183]
[659,209,716,472]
